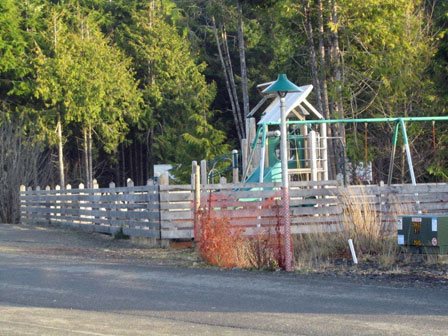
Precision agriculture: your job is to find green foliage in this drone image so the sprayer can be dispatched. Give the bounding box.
[114,2,228,181]
[34,7,142,152]
[339,0,434,117]
[1,0,448,185]
[0,0,32,101]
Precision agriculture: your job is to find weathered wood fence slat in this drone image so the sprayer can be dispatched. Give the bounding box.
[20,181,448,240]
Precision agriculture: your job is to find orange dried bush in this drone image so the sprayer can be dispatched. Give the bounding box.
[197,210,245,268]
[197,194,284,270]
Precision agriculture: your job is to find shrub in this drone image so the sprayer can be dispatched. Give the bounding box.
[197,195,284,270]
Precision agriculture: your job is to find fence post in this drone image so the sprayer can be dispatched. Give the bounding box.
[92,179,99,228]
[200,160,207,186]
[146,179,160,241]
[192,161,201,242]
[158,173,168,186]
[65,184,71,227]
[378,181,385,230]
[158,173,169,246]
[19,185,26,225]
[191,161,197,188]
[109,181,117,234]
[232,149,239,183]
[55,185,61,225]
[78,183,85,225]
[45,185,51,225]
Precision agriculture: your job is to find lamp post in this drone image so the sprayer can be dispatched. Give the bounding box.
[263,74,302,272]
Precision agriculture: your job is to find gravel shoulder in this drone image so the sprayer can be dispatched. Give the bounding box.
[1,223,447,289]
[0,223,200,267]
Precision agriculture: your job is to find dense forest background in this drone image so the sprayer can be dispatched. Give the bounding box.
[0,0,447,222]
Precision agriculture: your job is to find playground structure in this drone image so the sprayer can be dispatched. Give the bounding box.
[242,83,330,184]
[202,77,448,186]
[233,79,448,187]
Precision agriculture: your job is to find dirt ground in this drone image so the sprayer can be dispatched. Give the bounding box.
[5,223,447,289]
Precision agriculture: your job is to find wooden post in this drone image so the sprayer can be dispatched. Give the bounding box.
[126,178,134,233]
[200,160,207,185]
[159,173,169,186]
[309,131,318,182]
[191,161,197,188]
[248,118,258,172]
[65,184,71,227]
[320,123,329,181]
[45,185,51,225]
[192,162,201,242]
[146,179,160,242]
[241,138,248,180]
[19,185,26,225]
[55,185,61,224]
[232,149,239,183]
[158,172,169,247]
[192,161,198,240]
[109,182,117,234]
[78,183,84,224]
[220,176,227,184]
[92,179,99,227]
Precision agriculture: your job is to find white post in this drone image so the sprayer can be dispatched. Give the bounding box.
[279,95,293,272]
[320,123,329,181]
[348,239,358,265]
[399,119,417,185]
[309,130,318,182]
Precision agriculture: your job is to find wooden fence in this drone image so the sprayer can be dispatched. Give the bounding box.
[200,181,448,235]
[20,180,448,240]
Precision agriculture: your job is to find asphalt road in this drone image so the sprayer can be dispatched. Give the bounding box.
[1,223,448,336]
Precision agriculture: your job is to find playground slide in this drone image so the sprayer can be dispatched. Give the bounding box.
[246,161,283,183]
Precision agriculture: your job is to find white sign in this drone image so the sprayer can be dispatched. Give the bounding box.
[411,217,422,223]
[397,218,403,230]
[397,235,404,245]
[432,218,438,232]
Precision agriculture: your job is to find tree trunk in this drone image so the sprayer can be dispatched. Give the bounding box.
[237,0,250,126]
[212,17,243,141]
[329,0,346,145]
[88,125,93,187]
[121,143,126,186]
[57,115,65,188]
[302,0,324,115]
[316,0,331,120]
[83,128,88,187]
[222,27,245,138]
[83,125,93,188]
[302,0,337,178]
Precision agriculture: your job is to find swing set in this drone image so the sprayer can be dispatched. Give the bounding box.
[260,116,448,186]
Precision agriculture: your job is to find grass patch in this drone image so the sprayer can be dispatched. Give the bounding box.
[294,186,401,269]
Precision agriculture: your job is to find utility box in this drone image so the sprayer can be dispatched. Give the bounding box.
[397,215,448,254]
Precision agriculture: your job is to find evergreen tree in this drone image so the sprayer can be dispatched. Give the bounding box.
[34,7,142,187]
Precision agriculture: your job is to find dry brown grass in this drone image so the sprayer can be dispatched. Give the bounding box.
[294,186,404,269]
